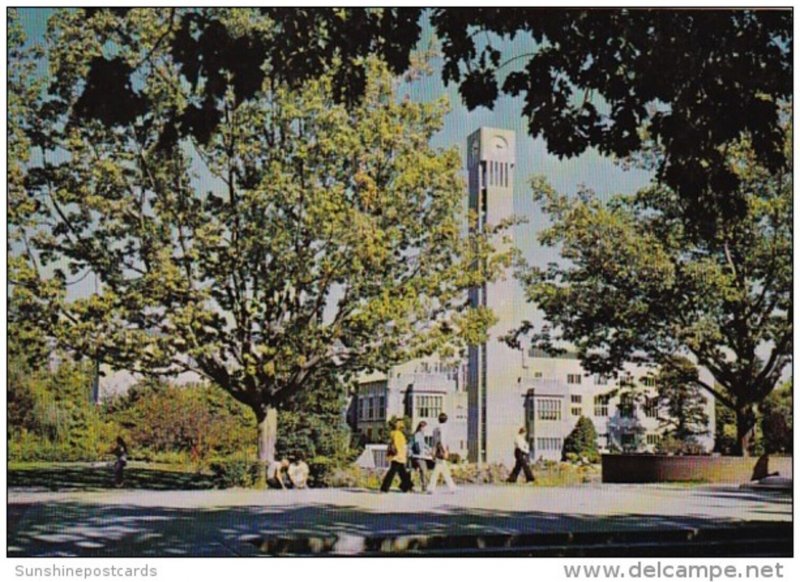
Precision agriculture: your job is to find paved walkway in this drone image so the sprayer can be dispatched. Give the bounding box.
[8,484,791,556]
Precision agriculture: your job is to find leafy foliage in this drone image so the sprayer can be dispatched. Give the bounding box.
[13,10,504,464]
[431,9,791,229]
[8,356,115,462]
[714,396,739,455]
[523,127,791,455]
[276,373,359,484]
[104,381,256,463]
[655,357,710,450]
[208,456,261,489]
[39,8,792,226]
[655,435,708,456]
[562,416,600,463]
[759,380,792,454]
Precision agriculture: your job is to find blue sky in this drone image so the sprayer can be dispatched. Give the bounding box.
[17,8,653,322]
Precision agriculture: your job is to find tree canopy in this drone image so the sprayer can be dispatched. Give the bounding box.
[522,126,791,455]
[654,357,710,451]
[10,10,504,468]
[61,8,791,226]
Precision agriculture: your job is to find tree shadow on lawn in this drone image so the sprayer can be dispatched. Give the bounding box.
[7,496,792,557]
[7,464,214,492]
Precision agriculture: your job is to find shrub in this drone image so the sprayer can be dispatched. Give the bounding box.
[7,356,114,462]
[277,375,360,465]
[655,434,708,455]
[209,457,260,489]
[530,461,601,486]
[450,463,510,484]
[324,465,384,489]
[562,416,600,463]
[107,381,256,464]
[760,381,792,454]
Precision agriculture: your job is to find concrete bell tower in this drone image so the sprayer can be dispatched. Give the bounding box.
[466,127,520,465]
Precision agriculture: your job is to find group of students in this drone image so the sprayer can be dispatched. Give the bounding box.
[381,421,537,492]
[267,456,310,489]
[381,413,458,494]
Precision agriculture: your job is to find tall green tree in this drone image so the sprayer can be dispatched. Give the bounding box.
[10,11,503,478]
[276,372,355,464]
[654,357,710,449]
[62,8,791,226]
[522,129,791,456]
[562,416,599,463]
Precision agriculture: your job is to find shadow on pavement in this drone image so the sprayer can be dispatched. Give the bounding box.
[7,493,793,557]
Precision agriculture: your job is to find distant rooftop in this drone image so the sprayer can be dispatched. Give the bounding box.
[528,348,580,360]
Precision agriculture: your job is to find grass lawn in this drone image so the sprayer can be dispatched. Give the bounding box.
[8,461,216,491]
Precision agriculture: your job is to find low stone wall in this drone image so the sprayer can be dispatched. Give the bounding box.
[602,454,793,483]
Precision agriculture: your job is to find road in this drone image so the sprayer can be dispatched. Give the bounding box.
[7,483,792,556]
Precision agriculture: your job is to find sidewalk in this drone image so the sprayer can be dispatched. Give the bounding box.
[7,484,792,556]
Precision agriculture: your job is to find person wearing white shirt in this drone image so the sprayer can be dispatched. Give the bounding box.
[288,457,310,489]
[427,413,457,494]
[507,426,535,483]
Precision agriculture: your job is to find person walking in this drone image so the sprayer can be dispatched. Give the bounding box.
[427,413,457,494]
[409,421,432,491]
[380,419,413,493]
[507,426,535,483]
[111,436,128,487]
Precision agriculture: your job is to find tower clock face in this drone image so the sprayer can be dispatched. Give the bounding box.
[491,136,508,154]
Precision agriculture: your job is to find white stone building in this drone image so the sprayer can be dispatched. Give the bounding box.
[354,126,716,466]
[351,358,469,460]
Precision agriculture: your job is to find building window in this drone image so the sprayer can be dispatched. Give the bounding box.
[646,434,660,446]
[641,376,657,387]
[358,398,365,420]
[571,407,582,417]
[595,374,609,386]
[571,395,582,403]
[644,397,659,418]
[533,371,543,379]
[536,437,562,451]
[537,399,561,421]
[619,393,636,418]
[415,395,443,418]
[594,395,609,417]
[567,374,582,385]
[368,397,375,420]
[378,396,386,418]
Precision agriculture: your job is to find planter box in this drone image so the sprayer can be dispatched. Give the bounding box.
[602,454,793,483]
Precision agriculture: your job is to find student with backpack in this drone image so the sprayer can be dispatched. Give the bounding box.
[409,421,432,491]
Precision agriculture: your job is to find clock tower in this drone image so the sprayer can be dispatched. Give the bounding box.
[466,127,520,465]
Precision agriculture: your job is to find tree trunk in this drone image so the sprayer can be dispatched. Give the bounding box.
[734,405,756,457]
[255,406,278,487]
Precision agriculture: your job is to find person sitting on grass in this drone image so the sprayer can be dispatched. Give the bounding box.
[267,458,291,489]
